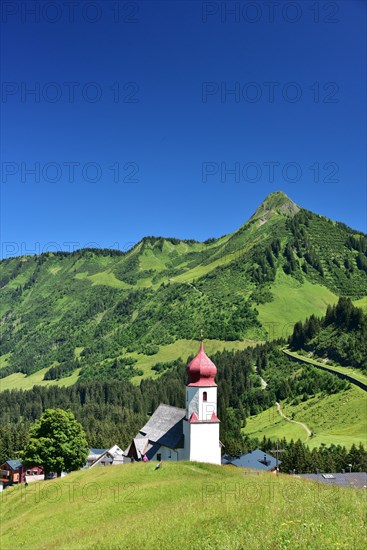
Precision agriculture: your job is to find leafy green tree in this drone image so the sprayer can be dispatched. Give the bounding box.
[23,409,89,476]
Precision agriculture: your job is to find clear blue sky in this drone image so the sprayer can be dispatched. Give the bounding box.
[1,0,366,257]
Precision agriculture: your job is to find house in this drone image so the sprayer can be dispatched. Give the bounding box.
[0,460,22,487]
[0,460,44,488]
[296,472,367,489]
[124,341,222,465]
[20,465,44,483]
[86,448,108,468]
[89,445,127,467]
[222,449,280,472]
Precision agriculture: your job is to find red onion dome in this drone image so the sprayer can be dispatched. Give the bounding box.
[187,341,217,386]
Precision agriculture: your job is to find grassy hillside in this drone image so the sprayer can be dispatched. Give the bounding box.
[1,462,366,549]
[0,339,257,391]
[243,386,367,449]
[0,367,81,392]
[257,271,338,339]
[1,191,366,388]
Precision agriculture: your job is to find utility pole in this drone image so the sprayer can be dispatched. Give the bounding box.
[271,440,285,474]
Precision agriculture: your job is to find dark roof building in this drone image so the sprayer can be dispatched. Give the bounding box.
[222,449,279,471]
[125,404,185,460]
[297,472,367,490]
[0,460,23,487]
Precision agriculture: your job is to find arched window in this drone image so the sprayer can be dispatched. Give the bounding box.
[203,391,207,402]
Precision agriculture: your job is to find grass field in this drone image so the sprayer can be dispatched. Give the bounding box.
[0,462,365,550]
[0,368,81,392]
[244,406,307,443]
[74,270,129,289]
[354,296,367,312]
[0,353,11,370]
[257,271,338,339]
[243,386,367,449]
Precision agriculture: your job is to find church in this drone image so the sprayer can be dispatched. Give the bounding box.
[125,341,222,465]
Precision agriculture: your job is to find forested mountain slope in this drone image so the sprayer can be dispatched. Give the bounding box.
[1,191,366,385]
[290,297,367,372]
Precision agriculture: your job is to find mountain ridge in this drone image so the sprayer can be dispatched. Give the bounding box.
[1,191,362,262]
[1,191,366,389]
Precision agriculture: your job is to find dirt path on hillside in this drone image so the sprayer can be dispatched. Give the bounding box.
[276,401,312,442]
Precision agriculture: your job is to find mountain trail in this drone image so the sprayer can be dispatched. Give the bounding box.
[276,401,312,442]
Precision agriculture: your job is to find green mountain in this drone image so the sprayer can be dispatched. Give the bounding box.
[1,191,366,388]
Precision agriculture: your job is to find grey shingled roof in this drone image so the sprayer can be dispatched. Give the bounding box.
[137,404,186,450]
[297,472,367,489]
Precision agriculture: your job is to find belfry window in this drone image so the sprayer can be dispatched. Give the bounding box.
[203,391,207,401]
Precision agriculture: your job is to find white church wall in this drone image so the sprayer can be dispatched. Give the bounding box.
[189,422,221,465]
[199,387,217,421]
[150,446,180,461]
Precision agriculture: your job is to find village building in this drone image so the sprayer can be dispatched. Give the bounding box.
[0,460,44,490]
[296,472,367,490]
[88,445,126,467]
[222,449,280,472]
[86,448,108,468]
[0,460,22,489]
[125,341,222,465]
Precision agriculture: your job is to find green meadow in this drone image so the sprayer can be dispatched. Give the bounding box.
[244,386,367,449]
[257,271,338,339]
[1,462,365,550]
[0,367,81,392]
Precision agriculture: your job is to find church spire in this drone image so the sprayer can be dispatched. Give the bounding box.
[186,340,217,387]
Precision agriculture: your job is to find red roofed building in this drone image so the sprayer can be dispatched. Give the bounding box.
[124,341,222,465]
[183,341,221,464]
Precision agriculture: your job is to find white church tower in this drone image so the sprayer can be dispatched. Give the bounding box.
[182,341,221,464]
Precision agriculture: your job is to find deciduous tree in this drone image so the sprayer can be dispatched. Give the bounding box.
[23,408,89,476]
